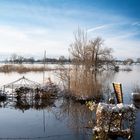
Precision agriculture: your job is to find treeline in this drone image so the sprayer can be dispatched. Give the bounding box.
[3,55,140,65]
[4,54,71,64]
[116,58,140,65]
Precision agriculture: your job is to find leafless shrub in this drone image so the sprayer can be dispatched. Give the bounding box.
[121,67,132,71]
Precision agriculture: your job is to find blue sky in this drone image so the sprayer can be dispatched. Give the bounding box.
[0,0,140,60]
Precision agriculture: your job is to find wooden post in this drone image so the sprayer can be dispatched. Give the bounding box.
[43,50,46,84]
[112,83,123,103]
[3,85,5,92]
[12,84,14,99]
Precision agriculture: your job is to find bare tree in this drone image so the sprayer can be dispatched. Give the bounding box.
[70,28,114,72]
[9,53,24,64]
[17,56,24,64]
[123,58,134,65]
[10,53,18,63]
[137,58,140,63]
[70,28,88,65]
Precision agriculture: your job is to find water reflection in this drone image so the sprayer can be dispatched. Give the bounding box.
[0,65,140,139]
[133,100,140,109]
[15,99,55,112]
[0,98,55,112]
[55,98,95,129]
[0,97,94,140]
[53,98,95,139]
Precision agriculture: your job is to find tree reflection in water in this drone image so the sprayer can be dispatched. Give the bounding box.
[14,98,55,112]
[52,98,96,138]
[0,97,56,112]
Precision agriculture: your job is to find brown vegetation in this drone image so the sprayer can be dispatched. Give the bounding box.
[0,64,54,73]
[69,67,103,100]
[56,28,116,101]
[56,64,104,101]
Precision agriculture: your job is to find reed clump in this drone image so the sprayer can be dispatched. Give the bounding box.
[69,68,103,101]
[57,65,104,102]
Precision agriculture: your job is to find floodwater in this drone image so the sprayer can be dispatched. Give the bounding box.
[0,64,140,140]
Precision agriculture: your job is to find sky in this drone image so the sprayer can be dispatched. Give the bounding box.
[0,0,140,60]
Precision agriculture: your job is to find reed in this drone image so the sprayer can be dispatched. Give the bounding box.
[69,67,103,101]
[56,65,104,101]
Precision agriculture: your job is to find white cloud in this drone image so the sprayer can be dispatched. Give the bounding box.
[87,25,108,33]
[0,25,70,58]
[0,2,139,61]
[86,22,140,59]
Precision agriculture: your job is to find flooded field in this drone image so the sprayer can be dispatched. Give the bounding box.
[0,64,140,140]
